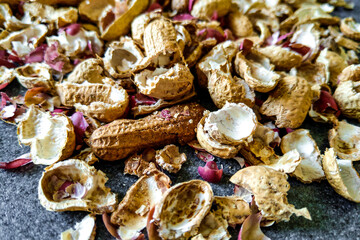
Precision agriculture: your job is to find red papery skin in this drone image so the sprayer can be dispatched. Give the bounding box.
[129,93,158,109]
[0,158,32,170]
[70,112,89,146]
[25,44,47,64]
[146,3,162,12]
[265,31,293,46]
[238,212,270,240]
[240,39,254,56]
[44,42,65,72]
[196,151,215,162]
[282,42,311,57]
[188,0,196,12]
[147,206,161,240]
[160,109,171,120]
[59,23,81,36]
[197,28,226,43]
[198,161,223,183]
[313,90,341,117]
[173,14,196,21]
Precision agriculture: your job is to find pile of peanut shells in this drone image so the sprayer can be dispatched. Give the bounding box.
[1,0,360,239]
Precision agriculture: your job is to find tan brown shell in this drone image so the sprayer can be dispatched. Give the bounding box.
[259,150,301,174]
[155,144,187,173]
[14,63,55,91]
[103,37,148,79]
[171,0,188,12]
[0,66,15,87]
[257,46,302,71]
[196,40,239,88]
[79,0,114,23]
[333,80,360,120]
[340,17,360,41]
[100,0,149,41]
[197,114,241,159]
[292,62,327,87]
[0,24,47,57]
[207,71,255,109]
[153,180,213,239]
[23,2,78,28]
[290,23,320,62]
[17,106,75,165]
[192,212,230,240]
[131,12,161,45]
[134,63,193,100]
[61,215,96,240]
[111,169,171,239]
[212,196,251,226]
[204,102,257,145]
[260,76,312,128]
[56,82,129,123]
[281,129,325,183]
[234,51,281,92]
[323,148,360,203]
[337,64,360,83]
[67,58,105,84]
[227,11,253,38]
[38,159,117,213]
[143,18,182,67]
[191,0,231,20]
[230,166,312,222]
[73,148,99,166]
[329,120,360,161]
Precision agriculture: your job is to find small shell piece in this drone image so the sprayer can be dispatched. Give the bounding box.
[104,37,147,79]
[281,129,325,183]
[227,11,253,38]
[38,159,117,213]
[192,212,230,240]
[340,17,360,41]
[61,215,96,240]
[17,106,75,165]
[67,58,105,84]
[143,18,181,67]
[131,12,161,45]
[124,148,157,177]
[329,120,360,161]
[212,196,251,226]
[333,80,360,120]
[323,148,360,203]
[337,64,360,83]
[230,166,312,222]
[191,0,231,20]
[111,169,171,240]
[197,114,241,159]
[196,40,239,88]
[0,66,15,89]
[207,71,255,108]
[73,148,99,166]
[260,150,301,174]
[100,0,149,41]
[257,46,302,71]
[134,64,193,100]
[155,144,187,173]
[234,51,281,92]
[79,0,114,23]
[289,23,320,61]
[260,76,312,128]
[153,180,214,239]
[0,24,48,57]
[14,63,54,90]
[56,82,129,123]
[203,102,257,145]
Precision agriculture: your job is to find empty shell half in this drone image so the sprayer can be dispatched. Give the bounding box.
[17,106,75,165]
[38,159,117,213]
[153,180,213,239]
[14,63,54,91]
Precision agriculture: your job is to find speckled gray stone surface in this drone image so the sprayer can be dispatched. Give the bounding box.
[1,4,360,240]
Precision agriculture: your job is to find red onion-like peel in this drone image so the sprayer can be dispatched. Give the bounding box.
[102,213,121,239]
[0,153,32,170]
[198,161,223,183]
[238,212,270,240]
[147,206,161,240]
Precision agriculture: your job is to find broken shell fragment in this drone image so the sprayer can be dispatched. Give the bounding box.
[191,0,231,20]
[281,129,325,183]
[203,102,257,145]
[110,169,171,240]
[153,180,213,239]
[337,64,360,83]
[230,166,311,222]
[227,11,253,38]
[56,82,129,123]
[333,80,360,120]
[257,45,302,71]
[192,211,230,240]
[323,148,360,203]
[67,58,105,84]
[0,66,15,89]
[155,144,187,173]
[260,150,301,174]
[329,120,360,161]
[38,159,117,212]
[103,37,148,79]
[14,63,54,90]
[207,71,255,108]
[260,76,312,128]
[340,17,360,41]
[212,196,251,226]
[134,63,193,100]
[124,149,157,177]
[17,106,75,165]
[61,215,96,240]
[234,51,281,92]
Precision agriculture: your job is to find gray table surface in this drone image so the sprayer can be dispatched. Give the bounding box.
[1,3,360,240]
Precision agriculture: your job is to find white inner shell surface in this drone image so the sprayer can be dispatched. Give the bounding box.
[337,121,360,144]
[61,215,95,240]
[204,103,256,143]
[338,160,360,202]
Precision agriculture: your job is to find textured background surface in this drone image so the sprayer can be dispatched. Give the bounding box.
[1,3,360,240]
